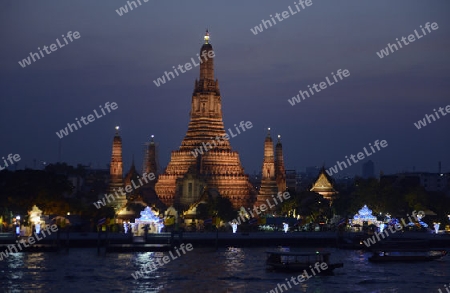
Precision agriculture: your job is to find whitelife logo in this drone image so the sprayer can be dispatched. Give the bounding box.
[287,69,350,106]
[153,49,215,87]
[265,261,328,293]
[55,102,118,139]
[250,0,313,35]
[0,153,21,171]
[326,140,388,176]
[229,192,291,226]
[115,0,149,16]
[362,211,424,247]
[414,104,450,130]
[376,22,439,59]
[0,224,58,260]
[191,121,253,158]
[131,243,193,280]
[93,172,155,209]
[18,31,81,68]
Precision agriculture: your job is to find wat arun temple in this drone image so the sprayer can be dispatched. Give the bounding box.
[106,32,334,220]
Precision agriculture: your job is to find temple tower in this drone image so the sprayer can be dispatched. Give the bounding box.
[109,126,125,209]
[256,128,279,207]
[275,135,287,193]
[143,135,158,187]
[155,31,255,209]
[124,156,140,199]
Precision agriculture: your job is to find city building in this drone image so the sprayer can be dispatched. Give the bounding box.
[285,170,298,193]
[362,160,375,179]
[381,172,450,193]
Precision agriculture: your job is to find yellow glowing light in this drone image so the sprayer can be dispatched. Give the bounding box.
[115,126,119,130]
[31,216,40,224]
[204,30,210,44]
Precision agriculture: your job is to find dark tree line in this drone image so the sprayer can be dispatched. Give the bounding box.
[0,163,114,227]
[332,177,450,223]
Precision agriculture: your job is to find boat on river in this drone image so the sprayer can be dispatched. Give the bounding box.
[265,250,343,274]
[368,250,447,262]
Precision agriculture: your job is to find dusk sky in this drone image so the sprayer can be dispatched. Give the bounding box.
[1,0,449,177]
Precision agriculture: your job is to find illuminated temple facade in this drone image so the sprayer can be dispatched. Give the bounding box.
[106,125,163,218]
[310,166,338,203]
[155,31,256,209]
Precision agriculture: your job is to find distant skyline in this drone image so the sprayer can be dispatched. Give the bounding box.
[1,1,449,177]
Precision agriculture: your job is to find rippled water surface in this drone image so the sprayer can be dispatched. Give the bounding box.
[1,247,449,293]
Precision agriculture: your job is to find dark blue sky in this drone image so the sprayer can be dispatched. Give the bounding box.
[1,0,449,177]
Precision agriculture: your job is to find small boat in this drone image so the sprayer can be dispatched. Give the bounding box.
[368,250,447,262]
[266,250,343,274]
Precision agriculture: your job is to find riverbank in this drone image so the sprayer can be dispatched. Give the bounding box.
[1,231,449,250]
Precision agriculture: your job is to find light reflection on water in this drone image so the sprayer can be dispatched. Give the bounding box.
[224,247,246,273]
[0,247,448,293]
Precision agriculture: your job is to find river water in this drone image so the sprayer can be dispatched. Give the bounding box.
[0,246,448,293]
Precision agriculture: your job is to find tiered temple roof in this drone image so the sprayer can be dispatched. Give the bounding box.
[155,31,256,209]
[310,166,338,203]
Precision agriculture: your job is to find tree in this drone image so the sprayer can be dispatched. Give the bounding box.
[0,169,73,215]
[196,194,236,222]
[281,191,331,223]
[404,187,429,212]
[297,192,331,223]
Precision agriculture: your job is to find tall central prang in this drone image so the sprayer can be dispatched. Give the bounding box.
[182,30,228,150]
[155,31,255,209]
